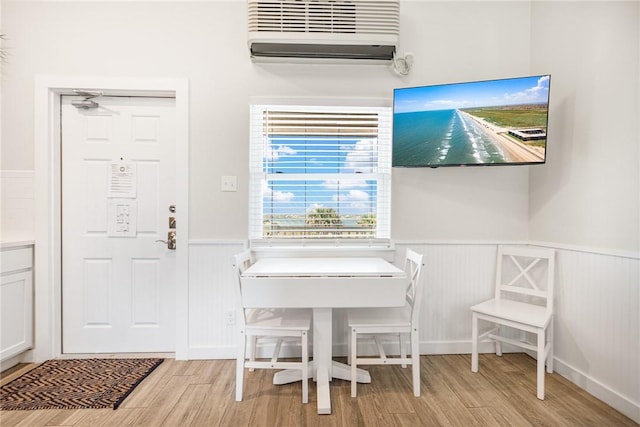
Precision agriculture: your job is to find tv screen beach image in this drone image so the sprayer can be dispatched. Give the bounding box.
[392,75,550,167]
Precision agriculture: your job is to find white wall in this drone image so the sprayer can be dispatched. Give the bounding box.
[390,0,532,241]
[524,2,640,420]
[528,1,640,254]
[0,0,532,242]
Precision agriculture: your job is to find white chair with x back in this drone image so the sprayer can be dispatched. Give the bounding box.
[233,250,312,403]
[347,248,425,398]
[470,245,556,400]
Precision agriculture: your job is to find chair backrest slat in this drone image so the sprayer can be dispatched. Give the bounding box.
[403,248,424,327]
[233,250,253,328]
[500,286,547,299]
[495,245,555,311]
[504,255,542,291]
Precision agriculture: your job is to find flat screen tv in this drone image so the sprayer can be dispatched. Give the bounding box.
[392,74,550,167]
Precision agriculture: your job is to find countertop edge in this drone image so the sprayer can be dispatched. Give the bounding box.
[1,241,35,249]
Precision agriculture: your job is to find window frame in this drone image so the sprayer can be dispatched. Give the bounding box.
[248,102,392,244]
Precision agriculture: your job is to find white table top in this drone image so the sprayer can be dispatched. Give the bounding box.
[243,257,405,277]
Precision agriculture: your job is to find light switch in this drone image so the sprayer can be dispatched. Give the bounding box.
[221,175,237,192]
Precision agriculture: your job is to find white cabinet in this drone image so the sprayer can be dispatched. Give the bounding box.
[1,243,34,362]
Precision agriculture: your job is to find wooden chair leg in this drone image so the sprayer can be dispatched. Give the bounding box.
[411,329,420,397]
[301,331,309,403]
[347,327,352,366]
[351,328,358,397]
[471,313,479,372]
[236,331,246,401]
[537,329,545,400]
[547,321,554,373]
[400,333,407,368]
[495,325,503,356]
[248,336,257,372]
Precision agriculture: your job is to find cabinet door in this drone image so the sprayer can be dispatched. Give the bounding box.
[0,271,33,360]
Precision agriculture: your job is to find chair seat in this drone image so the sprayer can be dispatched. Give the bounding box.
[470,298,551,328]
[246,308,311,331]
[348,307,411,328]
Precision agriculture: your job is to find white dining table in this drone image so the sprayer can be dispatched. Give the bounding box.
[241,256,407,415]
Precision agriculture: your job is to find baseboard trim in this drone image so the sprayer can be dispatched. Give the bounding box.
[553,357,640,423]
[188,346,236,360]
[0,353,27,373]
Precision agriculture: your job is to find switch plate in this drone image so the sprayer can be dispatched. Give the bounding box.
[221,175,237,192]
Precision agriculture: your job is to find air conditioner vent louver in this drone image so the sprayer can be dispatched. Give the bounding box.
[250,1,357,34]
[248,0,400,63]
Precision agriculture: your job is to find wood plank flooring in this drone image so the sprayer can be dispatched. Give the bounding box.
[1,354,636,426]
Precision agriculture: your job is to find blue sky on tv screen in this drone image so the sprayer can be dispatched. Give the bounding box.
[393,75,550,114]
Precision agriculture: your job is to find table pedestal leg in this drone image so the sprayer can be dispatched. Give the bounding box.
[272,362,315,384]
[272,361,370,384]
[271,307,371,415]
[331,361,371,383]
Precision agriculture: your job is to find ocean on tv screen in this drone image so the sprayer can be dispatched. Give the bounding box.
[392,75,550,167]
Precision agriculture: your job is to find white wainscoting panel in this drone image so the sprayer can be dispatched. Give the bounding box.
[188,241,245,359]
[187,242,499,358]
[550,248,639,422]
[409,244,498,354]
[1,171,35,242]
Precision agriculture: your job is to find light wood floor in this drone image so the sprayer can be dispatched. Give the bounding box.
[1,354,636,426]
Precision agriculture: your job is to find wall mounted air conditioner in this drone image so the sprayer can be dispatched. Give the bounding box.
[248,0,400,63]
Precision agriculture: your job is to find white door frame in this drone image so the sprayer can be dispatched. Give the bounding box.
[34,75,190,361]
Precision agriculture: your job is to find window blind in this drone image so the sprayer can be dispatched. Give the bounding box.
[249,104,392,240]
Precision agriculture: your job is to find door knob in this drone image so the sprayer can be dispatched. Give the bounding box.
[155,230,176,250]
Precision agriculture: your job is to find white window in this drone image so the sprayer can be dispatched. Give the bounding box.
[249,103,392,242]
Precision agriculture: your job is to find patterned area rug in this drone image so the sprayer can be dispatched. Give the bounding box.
[0,358,163,410]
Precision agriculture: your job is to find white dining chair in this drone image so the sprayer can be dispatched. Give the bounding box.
[470,245,556,400]
[233,250,312,403]
[347,248,424,397]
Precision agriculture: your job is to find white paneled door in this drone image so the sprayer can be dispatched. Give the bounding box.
[62,96,176,353]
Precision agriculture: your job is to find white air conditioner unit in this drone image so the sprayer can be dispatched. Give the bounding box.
[248,0,400,63]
